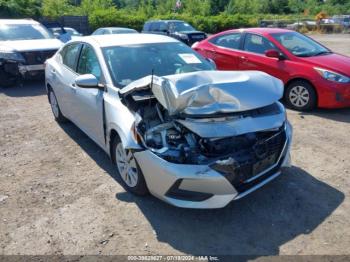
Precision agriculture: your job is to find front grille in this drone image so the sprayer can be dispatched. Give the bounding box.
[21,50,57,65]
[210,125,287,193]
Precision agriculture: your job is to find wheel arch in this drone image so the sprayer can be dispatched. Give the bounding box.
[109,128,121,164]
[46,83,53,103]
[284,77,318,104]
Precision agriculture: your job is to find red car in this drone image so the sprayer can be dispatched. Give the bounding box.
[193,28,350,110]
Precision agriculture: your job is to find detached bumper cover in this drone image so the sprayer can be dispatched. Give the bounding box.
[134,121,293,209]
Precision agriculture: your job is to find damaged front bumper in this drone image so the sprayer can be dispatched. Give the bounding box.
[134,121,292,209]
[0,60,45,85]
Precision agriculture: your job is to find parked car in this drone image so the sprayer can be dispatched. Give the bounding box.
[193,28,350,110]
[45,34,292,209]
[286,21,316,31]
[0,19,62,86]
[91,27,138,35]
[332,15,350,28]
[142,20,207,46]
[50,27,82,37]
[49,27,83,43]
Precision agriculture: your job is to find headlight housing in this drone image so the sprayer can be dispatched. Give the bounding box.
[177,33,189,40]
[314,67,350,83]
[0,51,25,62]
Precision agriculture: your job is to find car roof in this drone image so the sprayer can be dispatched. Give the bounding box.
[100,27,136,30]
[81,33,178,47]
[0,19,39,25]
[225,27,294,35]
[146,20,184,23]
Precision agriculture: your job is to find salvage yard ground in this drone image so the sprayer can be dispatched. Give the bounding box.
[0,34,349,256]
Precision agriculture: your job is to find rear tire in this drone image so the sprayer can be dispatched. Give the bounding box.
[284,80,317,111]
[112,137,148,196]
[48,89,67,123]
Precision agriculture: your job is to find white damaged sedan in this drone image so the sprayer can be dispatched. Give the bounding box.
[45,34,292,209]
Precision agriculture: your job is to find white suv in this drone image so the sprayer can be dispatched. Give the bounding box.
[0,19,63,86]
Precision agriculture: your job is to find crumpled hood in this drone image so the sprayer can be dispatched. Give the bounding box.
[0,39,62,52]
[120,70,284,116]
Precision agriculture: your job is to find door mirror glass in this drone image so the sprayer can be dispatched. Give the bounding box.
[265,49,281,59]
[75,74,99,88]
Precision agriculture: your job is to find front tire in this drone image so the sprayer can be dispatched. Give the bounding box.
[112,137,148,196]
[48,89,67,123]
[284,80,317,111]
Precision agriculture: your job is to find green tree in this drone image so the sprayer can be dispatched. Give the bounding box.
[79,0,114,15]
[42,0,72,18]
[0,0,42,17]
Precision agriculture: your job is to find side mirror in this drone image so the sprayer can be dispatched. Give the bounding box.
[206,58,217,70]
[265,49,284,60]
[75,74,99,88]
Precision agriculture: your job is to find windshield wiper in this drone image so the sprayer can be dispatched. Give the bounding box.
[313,51,332,56]
[297,51,332,57]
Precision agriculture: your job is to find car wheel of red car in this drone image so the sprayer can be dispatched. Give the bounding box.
[285,80,316,111]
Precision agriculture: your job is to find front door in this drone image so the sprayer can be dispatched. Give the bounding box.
[73,44,105,147]
[238,33,290,82]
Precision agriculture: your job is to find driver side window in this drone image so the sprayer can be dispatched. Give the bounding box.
[77,45,102,80]
[243,33,277,55]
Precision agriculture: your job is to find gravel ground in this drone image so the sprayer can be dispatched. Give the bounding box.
[0,34,349,257]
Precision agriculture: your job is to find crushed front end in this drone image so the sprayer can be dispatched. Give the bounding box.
[120,71,293,208]
[0,48,58,86]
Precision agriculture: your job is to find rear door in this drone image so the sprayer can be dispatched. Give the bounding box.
[73,44,105,147]
[52,43,82,119]
[206,32,243,70]
[238,33,289,81]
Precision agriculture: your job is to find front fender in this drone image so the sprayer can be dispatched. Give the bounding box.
[104,92,142,151]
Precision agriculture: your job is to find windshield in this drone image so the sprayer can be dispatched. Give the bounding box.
[0,24,54,41]
[103,42,213,87]
[110,28,137,34]
[169,22,196,32]
[271,32,331,57]
[65,28,80,36]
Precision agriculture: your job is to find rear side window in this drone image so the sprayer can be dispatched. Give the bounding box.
[243,34,277,54]
[62,44,81,71]
[209,33,242,50]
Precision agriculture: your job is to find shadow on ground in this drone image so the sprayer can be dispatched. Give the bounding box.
[0,80,46,97]
[300,108,350,124]
[58,121,344,257]
[288,107,350,124]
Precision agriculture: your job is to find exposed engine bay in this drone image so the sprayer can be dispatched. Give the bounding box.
[120,71,287,169]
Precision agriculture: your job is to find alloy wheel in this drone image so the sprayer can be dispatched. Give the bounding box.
[289,85,310,108]
[50,91,59,118]
[115,143,139,188]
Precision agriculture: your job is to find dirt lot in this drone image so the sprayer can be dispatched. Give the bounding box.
[0,34,349,257]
